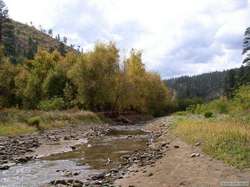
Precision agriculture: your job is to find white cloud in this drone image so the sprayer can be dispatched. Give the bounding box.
[4,0,250,77]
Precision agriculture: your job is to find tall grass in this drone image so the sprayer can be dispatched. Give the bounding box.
[0,123,36,136]
[0,109,103,136]
[173,117,250,168]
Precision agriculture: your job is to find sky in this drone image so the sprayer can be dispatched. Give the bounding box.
[5,0,250,78]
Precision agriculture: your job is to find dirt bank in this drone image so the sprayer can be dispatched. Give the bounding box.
[115,116,250,187]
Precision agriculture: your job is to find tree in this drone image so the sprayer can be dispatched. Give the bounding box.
[224,69,237,98]
[0,40,170,114]
[26,36,38,59]
[0,0,8,44]
[58,42,66,56]
[63,36,67,44]
[2,20,16,60]
[243,27,250,65]
[42,67,67,99]
[55,34,60,41]
[0,48,18,107]
[0,0,16,61]
[144,73,169,116]
[16,49,61,108]
[234,85,250,110]
[123,49,147,112]
[68,42,120,110]
[48,29,53,37]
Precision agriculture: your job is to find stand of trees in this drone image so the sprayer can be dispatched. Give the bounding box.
[166,71,226,101]
[0,43,170,116]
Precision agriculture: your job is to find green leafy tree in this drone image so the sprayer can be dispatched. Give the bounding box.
[0,48,18,107]
[68,42,119,110]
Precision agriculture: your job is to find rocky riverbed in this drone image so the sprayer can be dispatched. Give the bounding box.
[0,124,110,171]
[0,118,170,187]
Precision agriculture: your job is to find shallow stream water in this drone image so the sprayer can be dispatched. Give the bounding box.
[0,125,149,187]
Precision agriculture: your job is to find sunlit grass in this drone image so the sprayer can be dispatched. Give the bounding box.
[0,108,103,136]
[173,116,250,168]
[0,123,36,136]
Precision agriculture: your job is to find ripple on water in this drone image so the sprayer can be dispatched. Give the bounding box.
[0,160,99,187]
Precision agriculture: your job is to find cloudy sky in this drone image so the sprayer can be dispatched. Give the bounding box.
[5,0,250,78]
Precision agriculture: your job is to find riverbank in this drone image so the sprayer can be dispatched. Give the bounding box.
[1,113,249,186]
[0,109,104,136]
[0,110,156,186]
[115,115,250,187]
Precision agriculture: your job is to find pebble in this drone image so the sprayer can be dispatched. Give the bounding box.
[0,165,10,170]
[190,153,200,158]
[91,173,105,180]
[195,142,201,146]
[174,145,180,149]
[148,173,153,177]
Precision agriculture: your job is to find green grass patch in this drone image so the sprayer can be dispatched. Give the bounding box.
[172,116,250,169]
[0,123,36,136]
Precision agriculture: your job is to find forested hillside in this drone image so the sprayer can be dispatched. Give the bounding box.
[166,66,250,101]
[13,20,74,59]
[166,71,226,101]
[0,1,74,64]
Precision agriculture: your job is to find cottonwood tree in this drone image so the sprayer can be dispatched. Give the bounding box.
[68,42,120,110]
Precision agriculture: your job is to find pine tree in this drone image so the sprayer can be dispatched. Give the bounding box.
[0,0,16,62]
[243,27,250,65]
[0,0,8,44]
[2,20,16,59]
[26,36,38,59]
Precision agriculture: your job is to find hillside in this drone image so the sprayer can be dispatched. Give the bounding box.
[1,18,75,63]
[166,66,250,101]
[13,20,73,53]
[166,71,227,101]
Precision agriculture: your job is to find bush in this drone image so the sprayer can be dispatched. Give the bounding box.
[233,85,250,110]
[27,116,41,126]
[192,98,229,115]
[175,111,188,116]
[38,97,65,111]
[204,112,213,118]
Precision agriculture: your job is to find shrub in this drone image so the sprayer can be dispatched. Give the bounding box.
[175,111,188,116]
[204,112,213,118]
[27,116,41,126]
[38,97,65,111]
[233,85,250,110]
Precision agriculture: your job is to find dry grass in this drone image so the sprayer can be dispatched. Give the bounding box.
[0,123,36,136]
[0,108,103,136]
[173,116,250,168]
